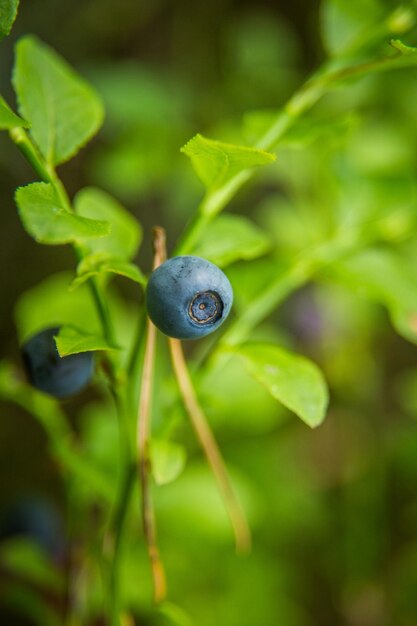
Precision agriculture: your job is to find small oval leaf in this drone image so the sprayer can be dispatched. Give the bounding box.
[71,252,146,290]
[74,187,142,260]
[0,95,29,130]
[150,439,187,486]
[13,36,104,165]
[15,182,110,245]
[191,214,271,267]
[237,343,329,428]
[0,0,20,41]
[181,133,275,193]
[55,325,119,356]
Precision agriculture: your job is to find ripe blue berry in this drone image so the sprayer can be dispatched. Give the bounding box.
[0,496,64,559]
[146,256,233,339]
[21,326,94,398]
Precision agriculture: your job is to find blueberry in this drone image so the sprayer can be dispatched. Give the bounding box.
[0,495,65,560]
[146,256,233,339]
[21,327,94,398]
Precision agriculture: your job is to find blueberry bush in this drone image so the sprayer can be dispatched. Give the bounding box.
[2,1,417,625]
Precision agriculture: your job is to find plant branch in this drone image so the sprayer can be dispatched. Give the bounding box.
[174,47,409,257]
[173,97,305,256]
[86,272,117,347]
[168,337,251,553]
[9,127,55,183]
[10,123,132,621]
[137,227,167,603]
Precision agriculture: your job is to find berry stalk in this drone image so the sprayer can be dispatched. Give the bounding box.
[136,227,167,603]
[168,337,251,553]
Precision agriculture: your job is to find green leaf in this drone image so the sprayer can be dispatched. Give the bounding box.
[74,187,142,259]
[198,349,284,433]
[0,95,29,130]
[0,538,63,592]
[237,343,329,428]
[150,439,187,486]
[71,252,146,290]
[15,182,110,245]
[181,133,275,192]
[191,214,271,267]
[55,325,119,356]
[324,249,417,345]
[14,271,137,363]
[0,0,19,41]
[13,35,104,165]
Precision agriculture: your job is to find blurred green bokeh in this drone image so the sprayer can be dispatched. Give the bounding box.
[2,1,417,625]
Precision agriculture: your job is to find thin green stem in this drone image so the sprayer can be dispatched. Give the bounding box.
[174,211,212,261]
[87,274,117,346]
[9,126,73,208]
[9,127,55,183]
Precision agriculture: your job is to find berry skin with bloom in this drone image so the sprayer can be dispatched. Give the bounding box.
[146,256,233,340]
[21,326,94,398]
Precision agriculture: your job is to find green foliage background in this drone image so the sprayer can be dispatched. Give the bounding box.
[2,0,417,625]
